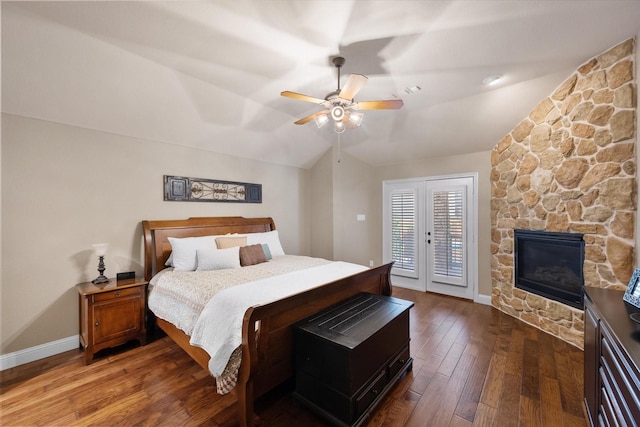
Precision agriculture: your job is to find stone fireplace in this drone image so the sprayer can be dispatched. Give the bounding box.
[490,38,636,348]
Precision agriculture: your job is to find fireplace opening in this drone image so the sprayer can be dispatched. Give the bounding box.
[514,229,585,309]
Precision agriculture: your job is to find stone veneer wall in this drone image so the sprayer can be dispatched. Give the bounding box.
[490,38,637,349]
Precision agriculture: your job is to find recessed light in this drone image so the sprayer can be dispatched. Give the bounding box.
[482,75,503,86]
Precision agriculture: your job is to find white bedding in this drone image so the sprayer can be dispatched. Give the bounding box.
[148,255,332,335]
[189,261,368,377]
[147,255,367,392]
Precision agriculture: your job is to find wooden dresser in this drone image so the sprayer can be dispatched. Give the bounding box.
[293,292,413,427]
[583,286,640,426]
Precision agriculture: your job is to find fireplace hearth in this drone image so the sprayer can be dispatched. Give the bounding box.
[514,229,585,309]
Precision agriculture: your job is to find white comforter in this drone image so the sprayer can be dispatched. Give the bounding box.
[189,261,368,377]
[148,255,332,336]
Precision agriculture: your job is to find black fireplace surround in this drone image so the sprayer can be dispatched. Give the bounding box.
[514,229,585,309]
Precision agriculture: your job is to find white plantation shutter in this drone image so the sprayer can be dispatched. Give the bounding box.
[390,190,417,274]
[432,189,464,279]
[386,175,475,297]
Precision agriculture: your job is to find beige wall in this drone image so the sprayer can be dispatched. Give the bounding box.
[0,113,564,356]
[309,146,379,267]
[376,151,493,298]
[332,148,378,267]
[309,149,334,260]
[1,113,310,354]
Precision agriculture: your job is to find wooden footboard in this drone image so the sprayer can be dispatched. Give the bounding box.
[237,262,393,427]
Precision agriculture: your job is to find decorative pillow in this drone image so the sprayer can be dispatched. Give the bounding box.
[167,236,217,271]
[261,244,272,260]
[196,247,240,271]
[215,236,247,249]
[239,244,268,267]
[246,230,285,256]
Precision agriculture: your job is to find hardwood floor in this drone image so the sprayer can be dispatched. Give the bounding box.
[1,288,586,426]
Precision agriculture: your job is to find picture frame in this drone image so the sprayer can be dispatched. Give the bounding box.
[623,267,640,308]
[163,175,261,203]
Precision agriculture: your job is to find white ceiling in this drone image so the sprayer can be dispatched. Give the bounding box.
[3,1,640,169]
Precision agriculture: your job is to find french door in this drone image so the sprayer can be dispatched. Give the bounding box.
[383,174,476,300]
[425,177,474,299]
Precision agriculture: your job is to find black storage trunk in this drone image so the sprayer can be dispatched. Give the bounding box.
[293,292,413,427]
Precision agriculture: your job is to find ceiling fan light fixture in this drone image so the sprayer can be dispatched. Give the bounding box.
[349,111,364,127]
[331,105,345,122]
[314,114,329,128]
[282,56,403,133]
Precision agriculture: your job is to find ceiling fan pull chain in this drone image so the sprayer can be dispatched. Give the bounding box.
[337,132,341,163]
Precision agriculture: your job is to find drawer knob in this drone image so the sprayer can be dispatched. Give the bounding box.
[115,291,121,297]
[95,320,99,327]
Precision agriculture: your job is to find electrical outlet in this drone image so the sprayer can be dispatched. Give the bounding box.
[369,260,374,267]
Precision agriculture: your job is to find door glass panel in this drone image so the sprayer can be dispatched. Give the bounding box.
[432,189,464,279]
[391,190,417,274]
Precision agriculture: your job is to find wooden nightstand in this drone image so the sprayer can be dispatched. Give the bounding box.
[76,278,148,364]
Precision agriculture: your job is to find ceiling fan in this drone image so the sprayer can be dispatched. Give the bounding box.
[281,56,403,133]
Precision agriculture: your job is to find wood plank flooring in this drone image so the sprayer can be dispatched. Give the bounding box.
[0,288,587,426]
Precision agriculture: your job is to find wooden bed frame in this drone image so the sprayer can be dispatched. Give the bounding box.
[141,216,393,426]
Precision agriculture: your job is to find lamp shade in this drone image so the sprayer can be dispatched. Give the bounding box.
[93,243,109,257]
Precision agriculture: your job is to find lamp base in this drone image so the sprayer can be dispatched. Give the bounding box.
[92,275,110,285]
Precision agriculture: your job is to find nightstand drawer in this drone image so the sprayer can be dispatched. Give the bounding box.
[93,287,141,302]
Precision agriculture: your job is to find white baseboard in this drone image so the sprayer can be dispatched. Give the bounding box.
[393,282,493,307]
[1,335,78,371]
[475,293,492,306]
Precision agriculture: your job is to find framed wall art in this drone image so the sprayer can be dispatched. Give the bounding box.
[623,267,640,309]
[164,175,262,203]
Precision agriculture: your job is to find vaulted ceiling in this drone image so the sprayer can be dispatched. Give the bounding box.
[3,1,640,168]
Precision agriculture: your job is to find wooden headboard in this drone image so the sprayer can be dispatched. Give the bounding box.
[141,216,276,281]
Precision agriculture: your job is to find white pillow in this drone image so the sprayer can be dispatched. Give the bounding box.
[196,247,240,271]
[165,253,174,267]
[246,230,285,256]
[167,236,217,271]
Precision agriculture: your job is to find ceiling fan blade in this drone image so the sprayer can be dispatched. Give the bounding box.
[338,74,368,102]
[355,99,404,110]
[294,110,329,125]
[281,91,326,104]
